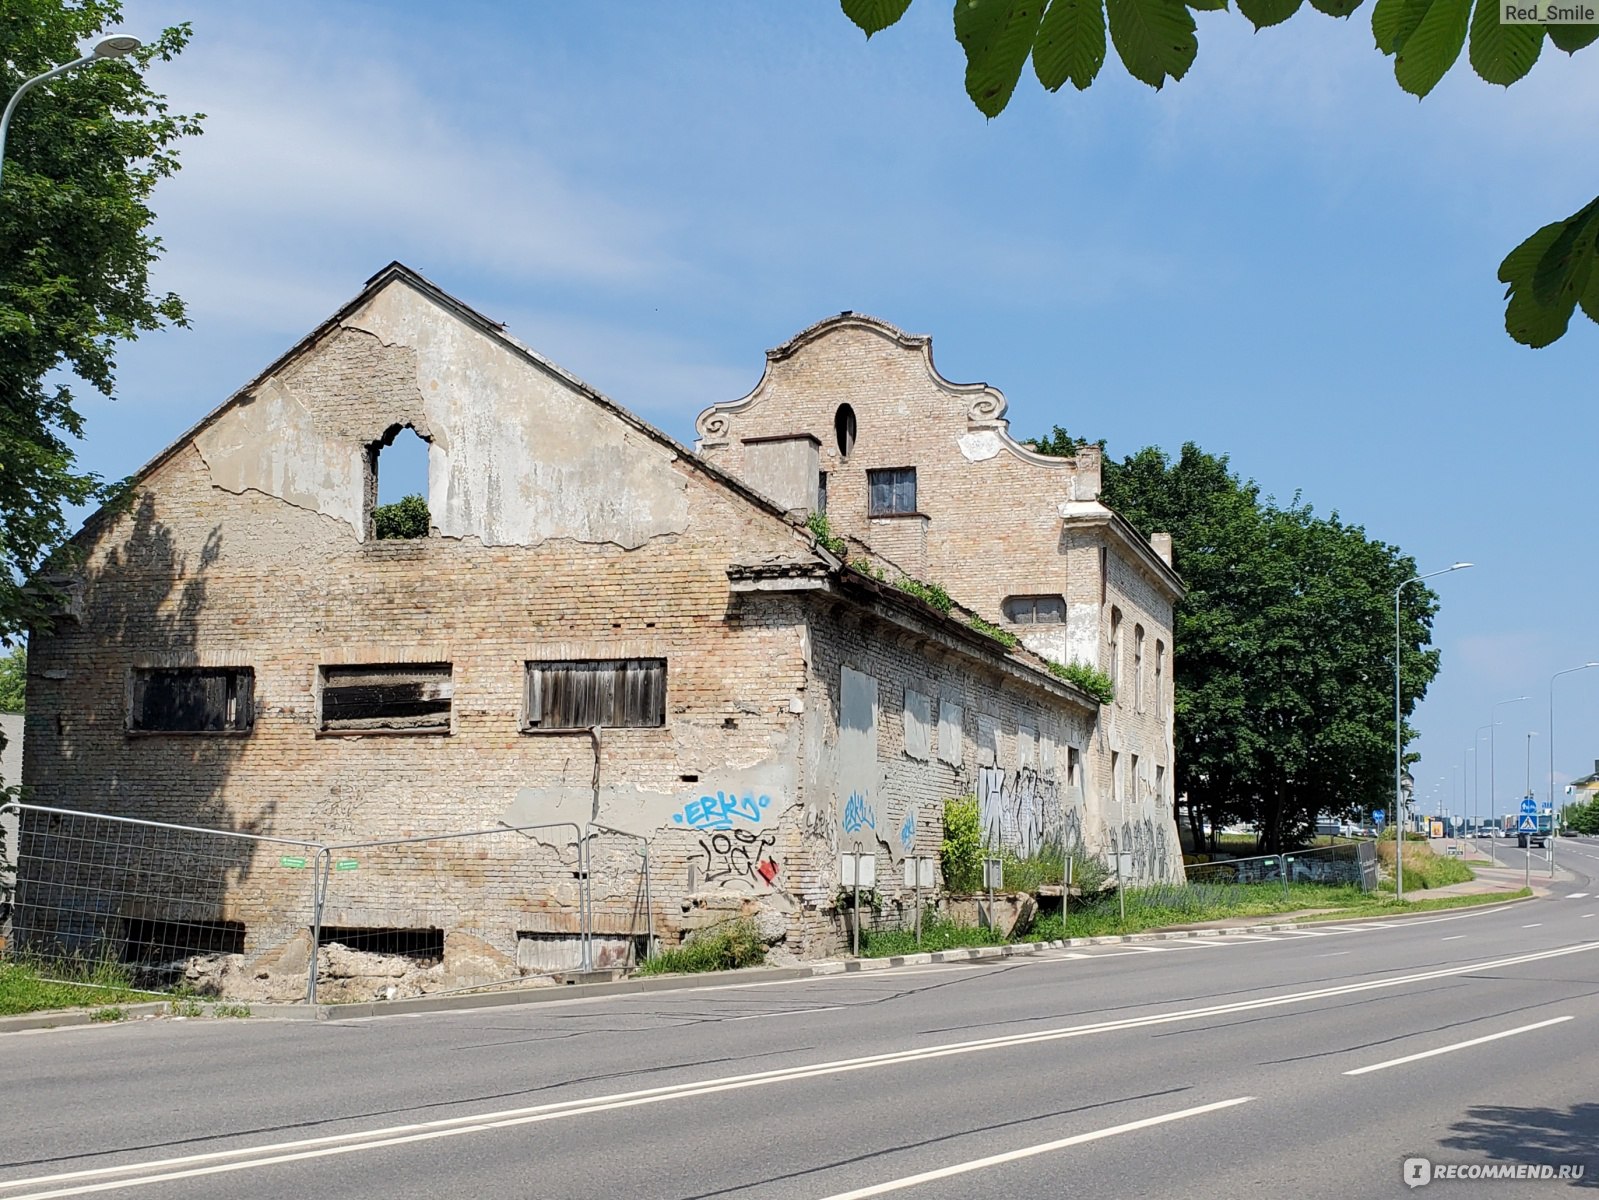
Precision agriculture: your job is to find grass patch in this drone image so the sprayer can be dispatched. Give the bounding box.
[0,957,153,1017]
[1296,888,1533,920]
[861,918,1008,957]
[1376,840,1474,890]
[211,1003,251,1019]
[637,919,766,976]
[168,997,205,1018]
[88,1006,127,1023]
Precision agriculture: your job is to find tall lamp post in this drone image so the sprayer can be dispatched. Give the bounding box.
[1525,731,1537,795]
[1394,562,1473,899]
[1489,696,1528,839]
[1550,663,1599,827]
[0,34,142,193]
[1464,745,1476,835]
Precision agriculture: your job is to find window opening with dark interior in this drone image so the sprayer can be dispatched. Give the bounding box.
[867,467,917,516]
[1001,595,1066,625]
[129,667,254,733]
[316,926,444,963]
[370,424,431,539]
[817,470,828,513]
[121,918,245,963]
[320,663,453,733]
[525,659,667,730]
[834,404,857,458]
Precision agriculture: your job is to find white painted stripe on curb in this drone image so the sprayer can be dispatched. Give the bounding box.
[1344,1017,1573,1076]
[811,1097,1256,1200]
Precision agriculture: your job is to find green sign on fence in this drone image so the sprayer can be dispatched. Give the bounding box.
[335,859,359,871]
[279,856,307,869]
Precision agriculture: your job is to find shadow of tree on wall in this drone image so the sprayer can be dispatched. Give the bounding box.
[12,491,296,990]
[1440,1103,1599,1188]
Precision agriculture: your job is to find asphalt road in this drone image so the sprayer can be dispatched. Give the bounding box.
[3,844,1598,1200]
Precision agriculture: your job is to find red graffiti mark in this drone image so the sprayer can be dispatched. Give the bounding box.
[757,859,779,884]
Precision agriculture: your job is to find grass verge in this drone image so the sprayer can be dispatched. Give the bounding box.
[0,958,154,1016]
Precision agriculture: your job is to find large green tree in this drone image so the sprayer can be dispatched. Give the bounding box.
[0,641,21,712]
[840,0,1597,348]
[0,2,201,641]
[1034,430,1442,851]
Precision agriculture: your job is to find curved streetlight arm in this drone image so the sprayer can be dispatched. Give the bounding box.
[0,54,94,193]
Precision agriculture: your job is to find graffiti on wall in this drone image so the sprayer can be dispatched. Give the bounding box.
[898,804,918,855]
[842,792,877,835]
[1115,817,1174,882]
[673,790,771,830]
[692,828,780,887]
[978,765,1063,857]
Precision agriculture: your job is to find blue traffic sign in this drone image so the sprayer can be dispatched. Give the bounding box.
[1517,814,1539,832]
[1373,810,1386,826]
[1520,797,1539,816]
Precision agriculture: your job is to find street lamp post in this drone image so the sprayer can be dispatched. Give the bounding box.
[1489,696,1528,842]
[0,34,142,193]
[1394,562,1473,899]
[1525,731,1537,795]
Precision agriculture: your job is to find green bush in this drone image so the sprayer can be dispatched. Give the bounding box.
[968,615,1019,649]
[895,576,953,614]
[373,494,429,539]
[636,918,766,976]
[1046,660,1114,705]
[941,796,983,893]
[861,916,1006,957]
[806,511,846,556]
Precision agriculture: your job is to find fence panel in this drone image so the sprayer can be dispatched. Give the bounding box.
[1,802,322,1000]
[309,822,587,1004]
[1185,840,1375,890]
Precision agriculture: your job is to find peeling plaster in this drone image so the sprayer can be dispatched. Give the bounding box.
[194,378,366,540]
[958,430,1002,462]
[346,285,688,549]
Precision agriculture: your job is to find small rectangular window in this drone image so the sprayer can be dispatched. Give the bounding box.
[867,467,917,516]
[130,667,254,733]
[817,471,828,513]
[321,663,452,733]
[1002,595,1066,625]
[525,659,666,730]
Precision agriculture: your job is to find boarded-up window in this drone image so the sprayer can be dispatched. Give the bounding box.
[937,699,963,767]
[867,467,917,516]
[903,689,931,761]
[130,667,253,733]
[1002,595,1066,624]
[321,663,452,733]
[524,659,666,730]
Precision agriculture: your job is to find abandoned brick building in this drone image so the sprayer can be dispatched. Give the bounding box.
[18,263,1183,984]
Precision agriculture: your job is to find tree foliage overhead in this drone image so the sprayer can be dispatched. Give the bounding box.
[0,2,201,639]
[0,641,22,712]
[840,0,1598,348]
[1034,429,1443,852]
[373,494,431,540]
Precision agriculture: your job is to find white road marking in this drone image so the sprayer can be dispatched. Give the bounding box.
[1569,893,1590,899]
[1316,952,1351,958]
[1441,935,1466,941]
[1343,1016,1573,1076]
[812,1097,1256,1199]
[3,944,1594,1200]
[1523,924,1543,928]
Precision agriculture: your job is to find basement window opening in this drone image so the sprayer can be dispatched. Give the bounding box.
[524,658,666,730]
[129,666,254,734]
[320,663,452,733]
[121,918,246,963]
[369,424,431,540]
[317,926,444,963]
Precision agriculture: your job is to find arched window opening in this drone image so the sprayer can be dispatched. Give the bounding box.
[834,403,857,458]
[370,425,431,540]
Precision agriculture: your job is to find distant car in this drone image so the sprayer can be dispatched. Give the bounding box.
[1518,831,1548,849]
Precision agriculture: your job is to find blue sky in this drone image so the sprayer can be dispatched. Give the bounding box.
[75,1,1599,821]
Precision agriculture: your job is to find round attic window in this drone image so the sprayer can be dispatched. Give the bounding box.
[834,403,857,458]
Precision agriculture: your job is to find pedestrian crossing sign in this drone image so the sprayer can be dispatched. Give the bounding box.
[1517,813,1539,832]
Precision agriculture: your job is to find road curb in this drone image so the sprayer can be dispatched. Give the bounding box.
[0,892,1539,1034]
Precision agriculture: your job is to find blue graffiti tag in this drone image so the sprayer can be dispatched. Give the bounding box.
[898,810,916,852]
[842,791,876,835]
[673,790,771,830]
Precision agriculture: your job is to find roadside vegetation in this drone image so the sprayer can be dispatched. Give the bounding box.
[857,880,1523,958]
[1374,840,1474,891]
[636,919,766,976]
[0,957,151,1016]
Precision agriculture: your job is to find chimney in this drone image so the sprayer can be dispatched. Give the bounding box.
[1150,532,1173,565]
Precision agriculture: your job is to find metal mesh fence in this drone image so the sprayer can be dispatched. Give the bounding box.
[1,803,320,997]
[1185,840,1376,890]
[310,821,588,1003]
